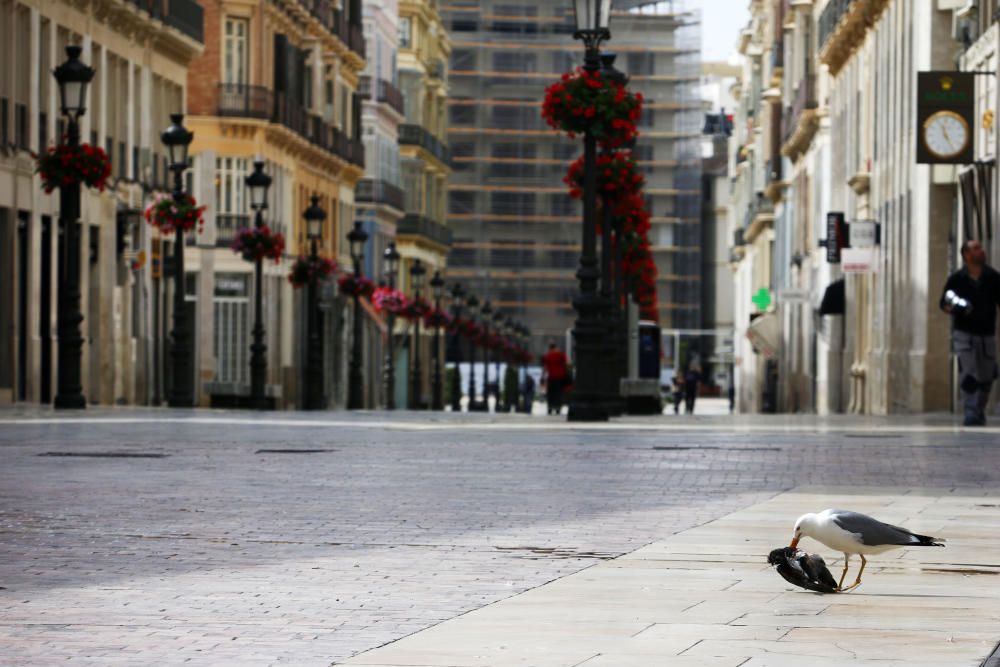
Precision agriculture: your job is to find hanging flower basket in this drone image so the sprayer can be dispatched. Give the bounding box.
[288,255,337,288]
[564,151,644,202]
[144,192,206,235]
[611,192,652,237]
[36,142,112,193]
[423,307,451,329]
[337,273,376,298]
[454,317,483,340]
[372,286,408,314]
[400,296,431,322]
[542,68,643,148]
[231,225,286,263]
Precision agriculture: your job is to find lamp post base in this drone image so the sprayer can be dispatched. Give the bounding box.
[54,394,86,410]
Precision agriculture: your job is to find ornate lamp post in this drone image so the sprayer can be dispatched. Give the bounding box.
[480,300,493,411]
[52,46,94,409]
[466,293,485,411]
[245,161,272,409]
[448,282,465,411]
[383,241,401,410]
[567,0,612,422]
[161,114,196,408]
[430,271,445,410]
[303,195,326,410]
[347,220,369,410]
[408,259,427,409]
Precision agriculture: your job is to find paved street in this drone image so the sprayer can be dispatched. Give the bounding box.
[1,409,999,665]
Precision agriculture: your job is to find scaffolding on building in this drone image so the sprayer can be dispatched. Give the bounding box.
[442,0,702,355]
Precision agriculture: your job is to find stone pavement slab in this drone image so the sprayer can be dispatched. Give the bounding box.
[341,489,1000,666]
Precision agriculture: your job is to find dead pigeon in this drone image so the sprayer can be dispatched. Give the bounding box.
[767,546,839,593]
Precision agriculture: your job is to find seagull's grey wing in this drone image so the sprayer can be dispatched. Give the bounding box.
[831,511,929,546]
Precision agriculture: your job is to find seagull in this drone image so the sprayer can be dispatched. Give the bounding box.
[790,508,945,591]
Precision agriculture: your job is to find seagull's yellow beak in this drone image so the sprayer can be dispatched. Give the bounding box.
[789,535,800,549]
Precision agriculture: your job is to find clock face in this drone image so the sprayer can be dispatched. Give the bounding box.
[923,111,970,159]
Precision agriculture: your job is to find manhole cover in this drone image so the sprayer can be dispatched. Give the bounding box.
[254,449,337,454]
[38,452,168,458]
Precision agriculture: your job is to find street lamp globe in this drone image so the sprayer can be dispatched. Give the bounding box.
[348,220,369,265]
[304,195,326,240]
[53,45,94,119]
[384,241,401,283]
[430,271,445,301]
[410,258,426,292]
[571,0,612,36]
[161,113,193,172]
[246,160,272,211]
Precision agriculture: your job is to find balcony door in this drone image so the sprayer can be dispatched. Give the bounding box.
[223,18,249,88]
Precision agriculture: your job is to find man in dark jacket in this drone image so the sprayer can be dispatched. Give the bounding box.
[940,240,1000,426]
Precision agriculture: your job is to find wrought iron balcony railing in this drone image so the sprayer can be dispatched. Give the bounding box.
[355,178,405,212]
[781,74,818,145]
[216,213,250,248]
[127,0,203,43]
[398,124,450,166]
[818,0,855,51]
[217,84,365,167]
[397,213,452,247]
[358,76,405,116]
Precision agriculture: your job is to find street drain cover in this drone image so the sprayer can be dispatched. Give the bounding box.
[38,452,168,458]
[255,449,337,454]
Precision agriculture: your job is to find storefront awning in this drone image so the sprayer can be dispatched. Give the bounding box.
[819,279,845,316]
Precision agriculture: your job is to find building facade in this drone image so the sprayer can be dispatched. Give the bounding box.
[394,0,450,408]
[729,0,966,416]
[441,1,702,354]
[0,0,203,405]
[185,0,368,408]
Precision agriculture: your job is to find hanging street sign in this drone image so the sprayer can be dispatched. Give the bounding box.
[848,220,880,248]
[751,287,772,311]
[917,71,975,165]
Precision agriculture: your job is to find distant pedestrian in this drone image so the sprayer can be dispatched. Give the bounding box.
[728,383,735,414]
[940,239,1000,426]
[541,343,569,415]
[521,373,536,414]
[671,373,684,414]
[684,366,701,414]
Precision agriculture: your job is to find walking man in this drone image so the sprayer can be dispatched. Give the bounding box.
[940,240,1000,426]
[541,342,569,415]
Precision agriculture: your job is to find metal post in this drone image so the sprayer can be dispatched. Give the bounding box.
[482,320,492,412]
[432,300,443,410]
[467,328,480,411]
[249,207,268,409]
[567,44,610,422]
[410,306,422,409]
[348,258,364,410]
[54,116,85,409]
[166,169,194,408]
[305,238,324,410]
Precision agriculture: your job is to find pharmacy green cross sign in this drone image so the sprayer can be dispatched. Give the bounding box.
[752,288,772,312]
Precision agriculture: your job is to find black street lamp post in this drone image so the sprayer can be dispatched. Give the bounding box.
[449,282,465,411]
[567,0,612,422]
[408,259,426,409]
[162,114,196,408]
[466,293,484,411]
[53,46,94,409]
[480,300,493,412]
[347,220,368,410]
[304,196,326,410]
[245,161,272,410]
[383,241,400,410]
[430,271,445,410]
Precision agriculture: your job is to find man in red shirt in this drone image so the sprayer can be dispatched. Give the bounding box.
[541,342,570,415]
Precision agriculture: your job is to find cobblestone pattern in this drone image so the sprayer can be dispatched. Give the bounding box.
[0,415,998,665]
